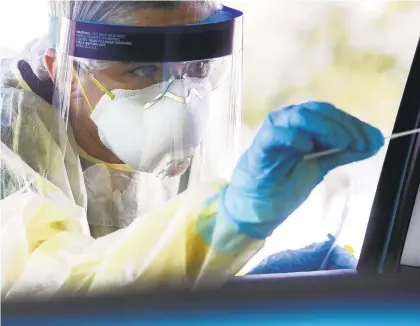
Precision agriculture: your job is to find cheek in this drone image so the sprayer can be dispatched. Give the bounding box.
[85,89,104,112]
[71,75,106,113]
[69,77,107,139]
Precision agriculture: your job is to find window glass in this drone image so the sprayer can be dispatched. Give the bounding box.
[221,0,420,272]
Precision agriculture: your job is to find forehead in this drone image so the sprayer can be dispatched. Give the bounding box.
[128,2,213,27]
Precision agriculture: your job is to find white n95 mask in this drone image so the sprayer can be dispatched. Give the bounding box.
[90,78,211,178]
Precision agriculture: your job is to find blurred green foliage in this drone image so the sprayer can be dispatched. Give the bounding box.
[241,2,417,129]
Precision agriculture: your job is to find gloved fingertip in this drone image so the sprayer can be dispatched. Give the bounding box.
[375,129,385,149]
[366,131,384,155]
[351,123,384,154]
[327,233,336,242]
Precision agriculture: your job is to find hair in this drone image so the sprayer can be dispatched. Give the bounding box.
[25,0,221,80]
[60,1,220,24]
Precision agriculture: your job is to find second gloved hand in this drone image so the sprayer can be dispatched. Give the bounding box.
[221,101,384,239]
[247,234,358,274]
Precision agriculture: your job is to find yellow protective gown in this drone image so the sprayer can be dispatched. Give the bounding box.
[0,59,264,300]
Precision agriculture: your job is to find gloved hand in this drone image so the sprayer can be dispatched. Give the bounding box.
[247,234,358,275]
[221,101,384,239]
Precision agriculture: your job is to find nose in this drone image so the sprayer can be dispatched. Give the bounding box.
[166,62,188,80]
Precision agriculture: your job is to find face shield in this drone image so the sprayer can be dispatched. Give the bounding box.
[50,6,243,236]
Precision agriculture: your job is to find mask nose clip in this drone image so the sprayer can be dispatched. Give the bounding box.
[144,76,202,110]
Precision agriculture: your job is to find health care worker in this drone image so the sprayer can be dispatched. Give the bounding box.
[0,1,384,300]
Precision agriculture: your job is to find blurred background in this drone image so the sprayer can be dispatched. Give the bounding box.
[222,0,420,272]
[1,0,419,272]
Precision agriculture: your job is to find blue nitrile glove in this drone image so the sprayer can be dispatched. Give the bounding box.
[221,101,384,239]
[247,234,357,275]
[326,244,358,270]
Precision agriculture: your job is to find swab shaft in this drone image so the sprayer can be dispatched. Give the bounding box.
[304,128,420,161]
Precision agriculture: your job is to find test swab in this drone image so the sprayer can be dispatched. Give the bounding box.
[318,181,352,271]
[304,128,420,161]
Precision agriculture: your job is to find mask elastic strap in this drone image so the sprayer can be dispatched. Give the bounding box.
[72,67,94,112]
[77,144,135,173]
[79,65,116,100]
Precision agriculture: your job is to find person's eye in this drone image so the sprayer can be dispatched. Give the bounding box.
[131,66,159,78]
[187,60,212,78]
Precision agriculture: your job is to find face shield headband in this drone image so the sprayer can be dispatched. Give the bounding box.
[60,6,243,63]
